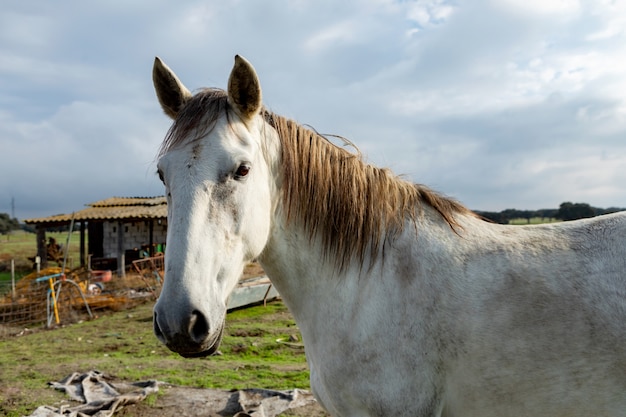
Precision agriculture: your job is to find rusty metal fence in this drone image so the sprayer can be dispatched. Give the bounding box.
[0,255,164,336]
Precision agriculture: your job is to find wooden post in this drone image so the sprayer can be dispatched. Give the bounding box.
[117,221,125,277]
[36,226,47,268]
[11,259,15,298]
[149,219,154,256]
[80,221,86,267]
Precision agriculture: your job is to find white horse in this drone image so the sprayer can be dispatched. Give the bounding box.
[151,55,626,417]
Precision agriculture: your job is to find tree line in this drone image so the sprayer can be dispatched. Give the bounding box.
[0,213,20,235]
[476,202,626,224]
[0,213,71,235]
[1,202,624,234]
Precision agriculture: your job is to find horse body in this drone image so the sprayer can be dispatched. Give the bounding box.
[262,209,626,416]
[151,55,626,416]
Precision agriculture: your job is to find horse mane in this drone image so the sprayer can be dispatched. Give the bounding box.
[263,112,474,269]
[158,88,475,270]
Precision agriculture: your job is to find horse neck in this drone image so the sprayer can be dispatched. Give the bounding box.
[257,210,355,314]
[258,203,483,301]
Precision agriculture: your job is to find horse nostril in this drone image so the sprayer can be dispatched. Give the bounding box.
[153,311,166,343]
[153,308,211,347]
[189,310,210,344]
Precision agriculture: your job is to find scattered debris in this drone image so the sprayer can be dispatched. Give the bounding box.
[26,371,323,417]
[28,371,159,417]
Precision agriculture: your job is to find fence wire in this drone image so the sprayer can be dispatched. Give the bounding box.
[0,256,163,337]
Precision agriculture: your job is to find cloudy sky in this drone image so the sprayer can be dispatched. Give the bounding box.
[2,0,625,220]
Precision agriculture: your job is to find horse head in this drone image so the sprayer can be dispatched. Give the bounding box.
[152,56,276,357]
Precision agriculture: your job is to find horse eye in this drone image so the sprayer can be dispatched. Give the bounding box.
[235,164,251,179]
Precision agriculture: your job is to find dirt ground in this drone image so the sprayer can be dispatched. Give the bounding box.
[115,384,331,417]
[26,375,330,417]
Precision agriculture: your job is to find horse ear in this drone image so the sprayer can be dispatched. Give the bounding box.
[152,57,192,119]
[227,55,262,120]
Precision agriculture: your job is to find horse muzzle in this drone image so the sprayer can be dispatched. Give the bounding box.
[153,308,225,358]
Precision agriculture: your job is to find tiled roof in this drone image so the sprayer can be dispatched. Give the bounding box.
[24,196,167,225]
[89,196,166,207]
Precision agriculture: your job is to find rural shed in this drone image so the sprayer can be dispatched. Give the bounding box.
[24,197,167,274]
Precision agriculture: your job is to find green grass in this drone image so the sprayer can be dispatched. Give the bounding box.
[0,300,310,417]
[508,217,560,225]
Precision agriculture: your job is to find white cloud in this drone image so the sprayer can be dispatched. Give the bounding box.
[304,20,362,52]
[406,0,457,28]
[494,0,581,17]
[1,0,626,219]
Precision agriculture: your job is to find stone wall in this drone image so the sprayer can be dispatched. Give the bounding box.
[102,220,167,258]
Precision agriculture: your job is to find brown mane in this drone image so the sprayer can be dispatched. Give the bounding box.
[159,88,474,269]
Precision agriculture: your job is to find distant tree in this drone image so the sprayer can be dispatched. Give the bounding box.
[597,207,626,216]
[475,211,508,224]
[535,208,558,220]
[0,213,19,235]
[21,223,36,233]
[475,205,624,225]
[497,208,537,224]
[555,202,595,221]
[520,210,535,223]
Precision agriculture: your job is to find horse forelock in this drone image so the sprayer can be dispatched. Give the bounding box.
[157,88,474,271]
[157,88,231,158]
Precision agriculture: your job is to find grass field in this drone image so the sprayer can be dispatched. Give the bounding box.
[0,300,310,417]
[0,231,317,416]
